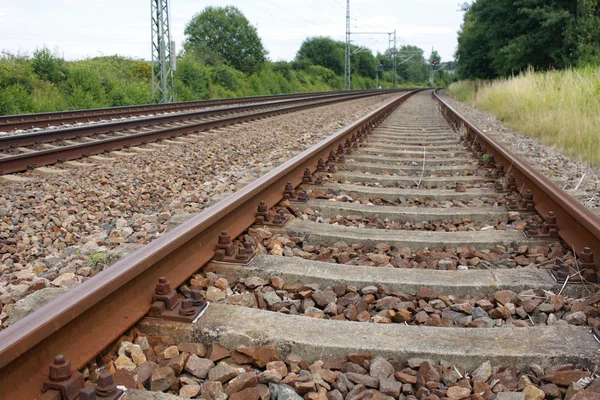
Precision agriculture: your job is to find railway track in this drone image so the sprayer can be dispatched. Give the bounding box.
[0,89,399,175]
[1,90,599,399]
[0,89,380,132]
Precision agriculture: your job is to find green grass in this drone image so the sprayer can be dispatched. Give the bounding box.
[449,66,600,165]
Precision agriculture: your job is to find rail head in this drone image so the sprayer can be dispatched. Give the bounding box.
[0,90,419,400]
[433,89,600,274]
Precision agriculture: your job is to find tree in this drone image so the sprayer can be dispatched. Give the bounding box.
[184,6,268,74]
[296,37,345,75]
[31,46,65,83]
[455,0,581,79]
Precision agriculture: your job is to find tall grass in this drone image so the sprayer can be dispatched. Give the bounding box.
[448,67,600,165]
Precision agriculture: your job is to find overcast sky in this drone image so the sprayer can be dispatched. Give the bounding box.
[0,0,465,62]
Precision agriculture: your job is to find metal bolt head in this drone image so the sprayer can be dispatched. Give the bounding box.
[96,371,117,395]
[218,231,231,245]
[191,289,202,301]
[580,247,594,264]
[155,277,171,295]
[49,354,72,382]
[79,388,96,400]
[258,201,267,209]
[179,299,195,316]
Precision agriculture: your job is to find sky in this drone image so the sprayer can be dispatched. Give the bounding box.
[0,0,465,62]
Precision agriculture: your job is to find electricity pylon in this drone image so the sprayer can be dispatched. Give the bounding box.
[151,0,175,103]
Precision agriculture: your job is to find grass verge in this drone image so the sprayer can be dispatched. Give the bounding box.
[448,67,600,165]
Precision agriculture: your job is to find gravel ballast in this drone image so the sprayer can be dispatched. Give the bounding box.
[0,94,398,327]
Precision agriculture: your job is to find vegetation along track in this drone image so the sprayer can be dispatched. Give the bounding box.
[0,89,373,133]
[0,89,400,175]
[1,90,600,400]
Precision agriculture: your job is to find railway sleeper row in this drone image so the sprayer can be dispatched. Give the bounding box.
[10,91,600,400]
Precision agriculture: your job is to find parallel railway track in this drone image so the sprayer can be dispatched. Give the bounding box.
[0,89,382,132]
[1,89,599,399]
[0,89,400,175]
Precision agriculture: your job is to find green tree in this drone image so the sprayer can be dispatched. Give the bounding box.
[31,46,66,83]
[571,0,600,64]
[296,37,345,75]
[184,6,268,74]
[456,0,580,79]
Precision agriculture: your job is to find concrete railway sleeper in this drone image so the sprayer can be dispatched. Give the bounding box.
[1,90,599,399]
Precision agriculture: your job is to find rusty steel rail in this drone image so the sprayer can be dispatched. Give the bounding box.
[0,90,397,151]
[0,90,397,175]
[434,90,600,276]
[0,89,389,132]
[0,90,417,400]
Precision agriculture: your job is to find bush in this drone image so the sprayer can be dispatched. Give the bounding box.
[0,84,34,115]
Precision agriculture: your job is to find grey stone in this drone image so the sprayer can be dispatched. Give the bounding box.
[472,361,492,382]
[7,287,68,326]
[263,291,283,307]
[494,393,525,400]
[184,354,214,379]
[123,389,183,399]
[472,307,489,319]
[370,356,394,381]
[269,383,303,400]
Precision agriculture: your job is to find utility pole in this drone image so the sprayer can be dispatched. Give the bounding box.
[151,0,175,103]
[344,0,351,90]
[429,47,434,87]
[393,30,397,88]
[388,31,397,88]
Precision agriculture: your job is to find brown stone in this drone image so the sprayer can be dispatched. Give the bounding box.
[255,383,271,400]
[178,342,207,357]
[323,357,346,370]
[446,386,471,400]
[348,353,373,368]
[494,290,517,306]
[540,383,561,398]
[258,369,283,383]
[179,384,201,398]
[267,360,288,376]
[416,287,437,301]
[380,378,401,397]
[295,381,317,394]
[522,384,545,400]
[491,366,519,391]
[113,369,139,389]
[395,371,417,384]
[165,353,187,375]
[208,361,240,383]
[489,306,511,319]
[150,366,176,392]
[230,387,261,400]
[200,381,224,399]
[206,343,230,362]
[270,276,285,290]
[135,361,158,386]
[346,372,379,388]
[544,370,590,386]
[369,356,394,381]
[417,361,441,388]
[391,307,412,323]
[184,354,215,379]
[234,345,281,368]
[231,349,255,365]
[225,371,258,396]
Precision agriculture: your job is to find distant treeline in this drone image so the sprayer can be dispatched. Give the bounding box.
[456,0,600,79]
[0,5,454,116]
